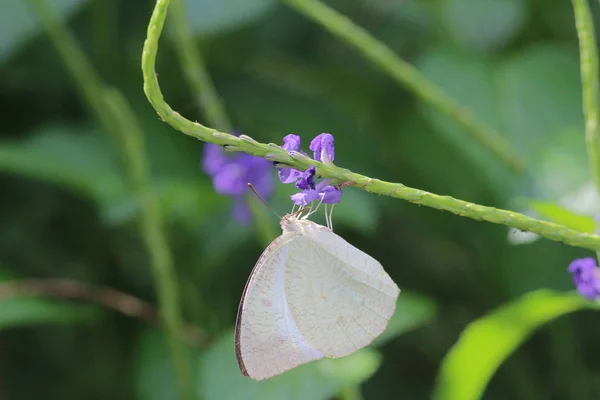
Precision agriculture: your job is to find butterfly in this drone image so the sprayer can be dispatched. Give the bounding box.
[234,209,400,380]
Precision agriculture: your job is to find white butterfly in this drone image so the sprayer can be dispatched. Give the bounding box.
[234,209,400,381]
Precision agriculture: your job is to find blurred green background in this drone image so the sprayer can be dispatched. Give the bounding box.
[1,0,599,399]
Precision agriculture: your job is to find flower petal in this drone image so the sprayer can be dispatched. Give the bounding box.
[212,163,247,196]
[282,134,301,152]
[278,167,302,184]
[232,199,252,225]
[290,189,320,206]
[319,185,342,204]
[310,133,335,163]
[202,143,228,176]
[568,257,600,300]
[296,166,316,190]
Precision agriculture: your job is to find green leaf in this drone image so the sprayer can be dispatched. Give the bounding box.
[0,125,219,228]
[185,0,275,37]
[0,125,126,206]
[102,178,220,227]
[199,330,381,400]
[0,297,98,328]
[134,329,200,400]
[439,0,526,51]
[372,291,437,347]
[417,46,512,194]
[0,0,89,63]
[528,200,595,233]
[497,45,587,199]
[433,290,598,400]
[197,292,434,399]
[333,189,380,233]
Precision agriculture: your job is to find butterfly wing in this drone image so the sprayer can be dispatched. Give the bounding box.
[284,223,400,358]
[234,232,325,381]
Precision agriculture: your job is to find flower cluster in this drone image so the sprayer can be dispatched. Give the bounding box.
[201,132,342,224]
[202,142,273,224]
[277,133,342,206]
[568,257,600,301]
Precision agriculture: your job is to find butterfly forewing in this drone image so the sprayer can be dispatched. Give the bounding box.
[234,232,324,381]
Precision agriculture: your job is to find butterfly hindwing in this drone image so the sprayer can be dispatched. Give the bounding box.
[234,232,324,381]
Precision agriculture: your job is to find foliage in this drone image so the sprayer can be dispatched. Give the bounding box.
[1,0,600,399]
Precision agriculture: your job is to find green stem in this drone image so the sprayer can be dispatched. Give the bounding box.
[574,0,600,196]
[280,0,524,173]
[28,1,195,398]
[102,89,195,400]
[169,0,233,132]
[26,0,114,135]
[142,0,600,251]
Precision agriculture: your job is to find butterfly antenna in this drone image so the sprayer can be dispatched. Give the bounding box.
[328,203,335,231]
[247,183,281,219]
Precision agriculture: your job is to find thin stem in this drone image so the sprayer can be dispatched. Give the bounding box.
[169,0,233,132]
[280,0,524,173]
[102,89,195,400]
[0,278,209,347]
[169,0,274,250]
[141,0,600,252]
[574,0,600,196]
[28,1,195,399]
[25,0,114,135]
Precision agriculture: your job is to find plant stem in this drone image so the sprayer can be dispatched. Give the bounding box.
[25,0,113,134]
[142,0,600,252]
[573,0,600,196]
[28,1,195,399]
[102,89,195,400]
[280,0,524,173]
[0,278,209,347]
[169,0,233,132]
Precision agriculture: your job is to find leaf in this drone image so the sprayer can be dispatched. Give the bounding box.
[433,290,598,400]
[439,0,526,51]
[198,330,381,400]
[528,200,595,233]
[102,178,220,227]
[184,0,275,37]
[497,45,587,199]
[333,189,380,233]
[0,0,89,63]
[372,291,437,347]
[417,46,512,194]
[134,329,200,400]
[0,125,126,206]
[0,297,98,328]
[198,292,434,399]
[0,125,219,228]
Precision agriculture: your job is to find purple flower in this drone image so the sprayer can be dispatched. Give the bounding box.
[278,134,303,184]
[319,184,342,203]
[296,166,316,190]
[568,257,600,300]
[310,133,335,164]
[282,134,301,152]
[202,143,273,224]
[276,133,342,206]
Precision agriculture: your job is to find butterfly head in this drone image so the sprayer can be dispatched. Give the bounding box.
[280,213,315,233]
